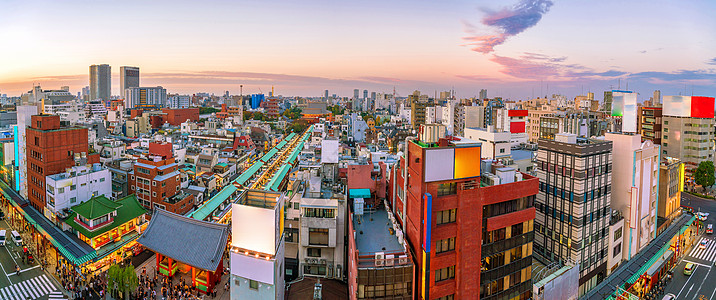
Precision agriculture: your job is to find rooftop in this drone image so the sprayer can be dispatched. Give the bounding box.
[353,208,404,255]
[65,194,147,239]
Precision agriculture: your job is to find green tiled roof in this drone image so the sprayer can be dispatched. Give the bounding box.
[72,195,122,220]
[65,194,147,239]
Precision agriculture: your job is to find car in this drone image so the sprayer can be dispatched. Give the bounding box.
[662,293,676,300]
[684,263,695,275]
[10,230,21,246]
[0,230,5,247]
[662,293,677,300]
[707,224,713,234]
[699,240,708,249]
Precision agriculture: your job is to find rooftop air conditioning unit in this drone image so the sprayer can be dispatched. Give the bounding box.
[385,254,395,266]
[305,258,311,263]
[398,255,408,265]
[375,252,385,267]
[310,258,319,264]
[320,259,326,264]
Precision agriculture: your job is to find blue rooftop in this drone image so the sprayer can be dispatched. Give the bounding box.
[349,188,371,199]
[511,149,534,161]
[353,209,404,254]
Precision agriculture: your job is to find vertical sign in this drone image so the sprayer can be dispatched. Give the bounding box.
[630,187,638,229]
[421,193,433,300]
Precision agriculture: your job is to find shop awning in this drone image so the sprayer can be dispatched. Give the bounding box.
[0,181,97,266]
[349,189,371,199]
[646,250,674,277]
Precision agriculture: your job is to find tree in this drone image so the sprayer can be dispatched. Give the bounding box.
[199,107,221,114]
[107,264,139,300]
[694,161,715,191]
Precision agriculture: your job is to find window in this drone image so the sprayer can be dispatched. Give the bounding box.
[308,228,329,246]
[307,248,321,257]
[663,143,668,147]
[436,209,457,225]
[437,182,457,196]
[81,183,86,187]
[613,243,621,257]
[249,280,258,290]
[436,295,455,300]
[153,181,156,186]
[435,265,455,282]
[153,192,157,197]
[614,227,622,241]
[436,237,456,254]
[70,197,77,203]
[293,202,299,210]
[304,208,336,218]
[71,185,76,191]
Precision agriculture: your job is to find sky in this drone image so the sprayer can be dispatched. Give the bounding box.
[1,0,715,101]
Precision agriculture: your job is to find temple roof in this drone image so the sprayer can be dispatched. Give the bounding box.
[72,195,122,220]
[137,208,229,271]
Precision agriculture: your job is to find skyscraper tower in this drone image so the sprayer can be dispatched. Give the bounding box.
[324,89,329,100]
[353,89,359,99]
[90,64,111,101]
[363,89,368,99]
[120,66,140,100]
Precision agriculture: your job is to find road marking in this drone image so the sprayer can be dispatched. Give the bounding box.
[2,243,19,268]
[677,265,698,299]
[0,274,58,300]
[693,266,713,300]
[0,257,12,284]
[683,260,713,268]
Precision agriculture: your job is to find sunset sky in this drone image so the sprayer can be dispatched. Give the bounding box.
[1,0,715,100]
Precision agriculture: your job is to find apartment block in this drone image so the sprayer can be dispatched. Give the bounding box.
[130,142,193,214]
[535,133,612,297]
[45,164,111,218]
[637,106,662,145]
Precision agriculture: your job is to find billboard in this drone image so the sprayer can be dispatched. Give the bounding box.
[232,203,276,255]
[454,146,481,179]
[663,95,691,117]
[612,91,637,132]
[510,121,526,133]
[424,148,454,182]
[691,96,715,118]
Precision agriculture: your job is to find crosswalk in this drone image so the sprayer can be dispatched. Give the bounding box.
[0,274,58,300]
[688,237,716,262]
[47,291,66,299]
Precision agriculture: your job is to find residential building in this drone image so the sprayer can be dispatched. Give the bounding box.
[605,132,658,260]
[464,127,511,160]
[106,158,134,200]
[45,164,111,218]
[18,105,38,198]
[658,158,684,221]
[661,95,715,174]
[168,95,191,109]
[606,211,625,274]
[637,106,662,145]
[130,142,193,214]
[120,66,140,100]
[125,86,167,109]
[26,114,99,211]
[535,133,613,297]
[527,110,554,143]
[90,64,111,101]
[21,85,75,108]
[409,91,430,131]
[389,127,537,299]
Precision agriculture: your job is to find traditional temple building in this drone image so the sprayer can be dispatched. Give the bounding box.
[137,209,230,294]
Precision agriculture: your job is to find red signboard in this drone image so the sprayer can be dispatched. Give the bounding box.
[510,121,526,133]
[691,96,715,118]
[508,109,528,117]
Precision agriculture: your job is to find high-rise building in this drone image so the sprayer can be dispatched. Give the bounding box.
[605,132,658,260]
[119,66,140,100]
[603,91,613,113]
[661,95,715,174]
[363,89,368,100]
[535,133,613,297]
[653,90,661,106]
[389,128,537,299]
[353,89,359,100]
[409,91,430,131]
[479,89,488,100]
[89,64,111,101]
[324,89,329,100]
[26,114,98,211]
[370,91,376,101]
[125,86,167,109]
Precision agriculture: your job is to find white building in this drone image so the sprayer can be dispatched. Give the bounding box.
[125,86,167,108]
[425,106,443,124]
[230,192,285,300]
[605,132,659,260]
[18,105,38,199]
[45,164,112,217]
[464,127,511,159]
[169,95,191,109]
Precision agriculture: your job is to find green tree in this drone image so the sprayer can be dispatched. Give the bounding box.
[253,112,265,121]
[107,264,139,300]
[694,161,715,191]
[288,120,309,133]
[199,107,221,114]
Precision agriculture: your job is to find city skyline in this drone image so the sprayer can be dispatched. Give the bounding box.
[1,0,716,99]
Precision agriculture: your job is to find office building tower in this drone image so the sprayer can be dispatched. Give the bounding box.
[26,114,98,211]
[324,89,329,100]
[480,89,488,100]
[168,95,191,109]
[535,133,613,297]
[371,91,376,101]
[661,95,715,174]
[125,86,167,109]
[354,89,359,100]
[89,64,111,101]
[653,90,661,106]
[389,126,537,299]
[363,90,368,100]
[119,66,140,100]
[605,133,658,260]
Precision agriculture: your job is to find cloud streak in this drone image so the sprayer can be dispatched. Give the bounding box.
[463,0,554,53]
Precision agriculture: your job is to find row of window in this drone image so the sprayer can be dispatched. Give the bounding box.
[304,208,335,218]
[435,265,455,282]
[538,161,611,179]
[539,183,610,203]
[535,202,610,227]
[483,196,534,219]
[535,222,608,251]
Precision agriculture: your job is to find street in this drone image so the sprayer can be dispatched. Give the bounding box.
[663,192,716,300]
[0,217,64,300]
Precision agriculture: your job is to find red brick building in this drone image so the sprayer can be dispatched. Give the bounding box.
[130,142,193,214]
[388,135,537,300]
[26,115,99,210]
[161,108,200,126]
